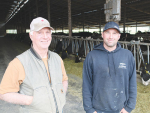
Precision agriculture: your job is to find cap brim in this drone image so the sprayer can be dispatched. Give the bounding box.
[103,27,120,33]
[50,27,54,31]
[31,26,54,31]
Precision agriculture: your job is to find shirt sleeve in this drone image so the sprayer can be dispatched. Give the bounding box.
[0,58,25,94]
[60,58,68,81]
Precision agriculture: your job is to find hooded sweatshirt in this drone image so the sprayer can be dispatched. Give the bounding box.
[82,42,137,113]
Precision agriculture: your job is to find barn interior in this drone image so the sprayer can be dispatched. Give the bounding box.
[0,0,150,113]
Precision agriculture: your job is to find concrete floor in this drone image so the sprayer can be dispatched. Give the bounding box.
[0,37,85,113]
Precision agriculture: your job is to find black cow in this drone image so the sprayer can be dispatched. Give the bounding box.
[53,39,62,54]
[75,40,85,63]
[119,33,135,41]
[61,43,72,59]
[140,62,150,86]
[75,53,82,63]
[140,40,150,52]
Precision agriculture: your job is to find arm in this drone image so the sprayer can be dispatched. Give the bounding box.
[0,92,33,105]
[124,55,137,112]
[60,58,68,92]
[0,58,33,105]
[62,80,68,92]
[82,54,95,113]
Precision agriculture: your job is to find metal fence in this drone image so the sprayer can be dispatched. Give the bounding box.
[50,35,150,72]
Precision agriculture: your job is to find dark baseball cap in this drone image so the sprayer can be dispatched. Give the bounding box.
[103,21,120,33]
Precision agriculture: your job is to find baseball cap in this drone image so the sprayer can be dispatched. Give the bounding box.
[103,21,120,33]
[30,17,54,32]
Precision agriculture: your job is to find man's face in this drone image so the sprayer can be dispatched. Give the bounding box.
[30,27,52,51]
[102,28,120,51]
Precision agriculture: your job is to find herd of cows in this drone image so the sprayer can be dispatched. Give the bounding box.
[4,32,150,85]
[53,37,86,63]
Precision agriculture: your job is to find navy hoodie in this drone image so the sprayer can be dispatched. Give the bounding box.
[82,42,137,113]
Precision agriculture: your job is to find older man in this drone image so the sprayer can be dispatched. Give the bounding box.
[0,17,68,113]
[82,21,137,113]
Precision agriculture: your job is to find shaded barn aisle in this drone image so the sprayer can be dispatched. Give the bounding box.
[0,37,85,113]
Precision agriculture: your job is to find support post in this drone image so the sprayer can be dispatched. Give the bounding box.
[29,0,31,22]
[99,10,101,34]
[36,0,39,17]
[62,20,63,32]
[82,12,85,32]
[47,0,51,23]
[136,21,137,33]
[123,6,126,33]
[68,0,72,37]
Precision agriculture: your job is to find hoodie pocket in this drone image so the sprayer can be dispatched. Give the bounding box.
[93,87,125,111]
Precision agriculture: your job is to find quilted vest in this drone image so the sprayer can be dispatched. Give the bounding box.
[17,48,66,113]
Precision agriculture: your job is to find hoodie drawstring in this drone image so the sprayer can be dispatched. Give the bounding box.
[112,52,117,76]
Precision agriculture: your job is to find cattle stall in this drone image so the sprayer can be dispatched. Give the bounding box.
[50,35,150,72]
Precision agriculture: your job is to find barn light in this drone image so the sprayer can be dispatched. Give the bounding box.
[13,1,18,4]
[11,5,16,7]
[20,4,24,8]
[93,10,97,12]
[24,0,29,4]
[6,0,29,24]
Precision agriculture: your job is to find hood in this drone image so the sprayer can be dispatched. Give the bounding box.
[93,42,121,52]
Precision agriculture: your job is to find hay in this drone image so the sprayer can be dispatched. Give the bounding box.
[63,58,83,78]
[132,82,150,113]
[63,58,150,113]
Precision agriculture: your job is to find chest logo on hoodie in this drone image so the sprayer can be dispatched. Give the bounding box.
[118,63,126,69]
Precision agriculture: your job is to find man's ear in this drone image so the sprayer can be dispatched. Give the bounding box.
[101,32,104,38]
[118,33,121,40]
[29,32,33,41]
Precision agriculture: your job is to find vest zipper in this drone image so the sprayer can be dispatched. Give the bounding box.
[43,62,59,113]
[50,83,59,113]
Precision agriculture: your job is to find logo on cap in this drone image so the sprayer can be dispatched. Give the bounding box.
[41,19,44,22]
[114,26,118,29]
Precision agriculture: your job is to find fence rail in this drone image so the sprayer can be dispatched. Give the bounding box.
[50,35,150,72]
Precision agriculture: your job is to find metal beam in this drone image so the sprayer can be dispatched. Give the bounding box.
[126,5,150,15]
[127,18,150,26]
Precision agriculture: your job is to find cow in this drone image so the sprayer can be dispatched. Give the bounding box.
[140,39,150,52]
[75,40,85,63]
[140,62,150,86]
[61,42,72,59]
[53,39,62,54]
[75,53,82,63]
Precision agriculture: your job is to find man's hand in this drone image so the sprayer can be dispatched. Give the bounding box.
[93,111,97,113]
[0,93,33,105]
[62,80,68,92]
[120,108,128,113]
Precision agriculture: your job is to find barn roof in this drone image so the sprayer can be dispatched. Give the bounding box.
[0,0,150,30]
